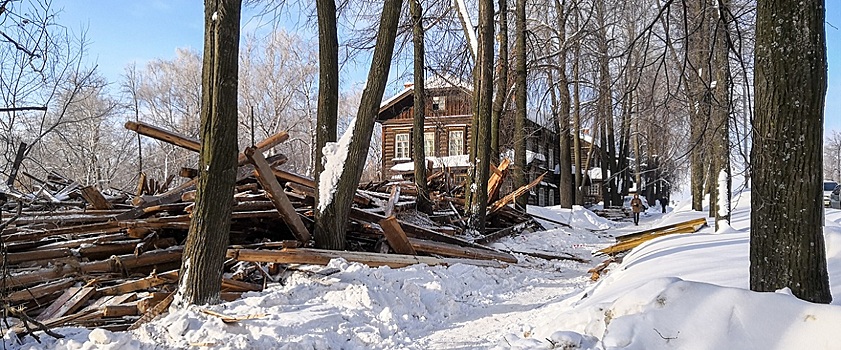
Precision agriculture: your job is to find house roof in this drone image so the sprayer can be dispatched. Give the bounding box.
[377,75,472,123]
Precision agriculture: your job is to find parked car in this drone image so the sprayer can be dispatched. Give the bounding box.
[826,180,839,207]
[831,184,841,209]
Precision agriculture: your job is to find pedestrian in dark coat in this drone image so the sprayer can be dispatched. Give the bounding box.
[630,193,645,225]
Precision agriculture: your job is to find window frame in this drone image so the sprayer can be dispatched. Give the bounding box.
[394,132,410,159]
[448,129,464,156]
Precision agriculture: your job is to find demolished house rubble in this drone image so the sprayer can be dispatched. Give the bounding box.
[0,121,580,339]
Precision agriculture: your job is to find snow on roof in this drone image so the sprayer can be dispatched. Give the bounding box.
[390,154,472,172]
[588,167,607,181]
[379,74,472,109]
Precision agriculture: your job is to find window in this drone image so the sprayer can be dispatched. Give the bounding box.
[395,133,410,159]
[424,132,435,157]
[432,96,446,111]
[549,189,555,206]
[539,188,546,206]
[448,130,464,156]
[549,148,555,168]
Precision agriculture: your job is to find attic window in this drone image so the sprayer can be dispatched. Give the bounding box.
[432,96,446,111]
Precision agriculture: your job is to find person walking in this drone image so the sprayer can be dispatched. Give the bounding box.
[630,193,645,225]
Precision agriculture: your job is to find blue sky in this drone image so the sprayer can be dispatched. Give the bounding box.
[57,1,840,133]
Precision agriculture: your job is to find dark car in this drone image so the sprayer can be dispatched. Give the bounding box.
[826,181,839,207]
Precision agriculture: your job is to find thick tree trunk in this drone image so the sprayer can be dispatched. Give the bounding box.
[750,0,830,303]
[313,0,340,249]
[491,0,508,166]
[411,0,432,214]
[513,0,528,209]
[178,0,241,306]
[572,14,583,205]
[687,0,711,212]
[314,0,402,250]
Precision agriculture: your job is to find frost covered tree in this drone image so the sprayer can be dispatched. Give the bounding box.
[177,0,241,306]
[749,0,831,303]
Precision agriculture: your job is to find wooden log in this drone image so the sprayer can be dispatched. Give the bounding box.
[4,221,121,243]
[245,147,311,243]
[407,238,518,263]
[125,121,202,152]
[79,186,115,210]
[80,248,183,274]
[350,208,498,253]
[179,167,199,179]
[96,271,178,296]
[227,248,507,269]
[79,241,141,260]
[35,286,96,321]
[613,217,709,243]
[221,278,262,293]
[129,292,174,330]
[102,304,139,318]
[6,278,77,303]
[6,248,73,265]
[378,216,417,255]
[136,292,171,314]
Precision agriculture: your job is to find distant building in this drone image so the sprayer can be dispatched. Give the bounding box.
[375,79,563,206]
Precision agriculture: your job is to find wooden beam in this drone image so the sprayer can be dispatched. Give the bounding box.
[102,304,139,318]
[378,216,417,255]
[383,185,401,217]
[597,219,708,256]
[6,278,76,303]
[96,271,178,296]
[613,217,708,242]
[245,147,311,243]
[407,238,518,263]
[35,286,96,321]
[125,121,201,152]
[488,172,547,213]
[487,158,510,201]
[227,248,507,269]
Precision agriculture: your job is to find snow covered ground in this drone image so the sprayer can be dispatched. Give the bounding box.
[8,188,841,350]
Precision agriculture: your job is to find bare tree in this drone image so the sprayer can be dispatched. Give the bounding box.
[177,0,242,306]
[314,0,339,242]
[315,0,402,251]
[410,0,432,214]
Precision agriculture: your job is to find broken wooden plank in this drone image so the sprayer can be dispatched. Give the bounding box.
[6,248,73,265]
[128,292,174,331]
[227,248,507,269]
[198,308,267,323]
[35,286,96,321]
[80,185,114,210]
[125,121,201,152]
[6,278,77,303]
[245,146,311,243]
[378,216,417,255]
[488,172,547,213]
[407,238,518,263]
[487,158,511,201]
[102,304,139,318]
[96,270,178,296]
[613,217,708,243]
[597,219,708,256]
[383,185,401,217]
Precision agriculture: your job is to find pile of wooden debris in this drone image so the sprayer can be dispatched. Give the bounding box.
[0,121,551,337]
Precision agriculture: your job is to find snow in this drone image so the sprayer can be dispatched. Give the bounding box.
[10,185,841,349]
[317,119,356,213]
[454,0,478,59]
[390,154,471,172]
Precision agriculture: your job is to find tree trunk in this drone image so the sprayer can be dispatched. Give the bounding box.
[314,0,403,250]
[468,0,495,232]
[554,0,573,208]
[687,0,711,212]
[712,1,731,230]
[750,0,830,303]
[313,0,340,249]
[513,0,528,209]
[411,0,432,214]
[491,0,508,166]
[572,10,583,205]
[594,0,616,207]
[177,0,241,306]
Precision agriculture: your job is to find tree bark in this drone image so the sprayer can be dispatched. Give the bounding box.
[712,0,731,230]
[750,0,831,303]
[411,0,432,214]
[513,0,528,209]
[687,0,711,212]
[178,0,241,306]
[468,0,495,231]
[313,0,340,248]
[554,0,573,208]
[314,0,403,250]
[491,0,508,165]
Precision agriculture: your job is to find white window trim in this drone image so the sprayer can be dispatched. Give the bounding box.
[395,133,410,159]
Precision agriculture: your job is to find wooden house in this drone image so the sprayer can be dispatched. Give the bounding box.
[376,80,562,207]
